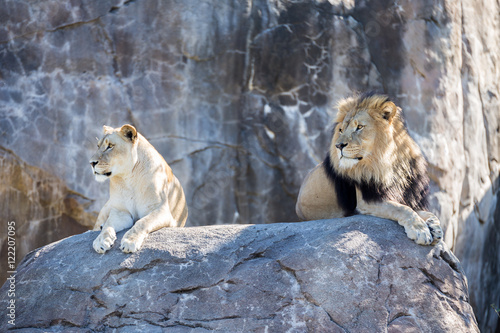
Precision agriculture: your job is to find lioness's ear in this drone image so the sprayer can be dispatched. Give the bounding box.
[120,124,138,143]
[103,125,114,134]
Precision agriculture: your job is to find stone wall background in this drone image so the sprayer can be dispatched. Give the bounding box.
[0,0,498,331]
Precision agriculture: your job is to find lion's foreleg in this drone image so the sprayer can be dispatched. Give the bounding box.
[93,209,134,254]
[356,190,433,245]
[120,205,176,253]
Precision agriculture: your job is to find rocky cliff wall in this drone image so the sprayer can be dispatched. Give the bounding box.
[0,0,498,331]
[0,217,479,332]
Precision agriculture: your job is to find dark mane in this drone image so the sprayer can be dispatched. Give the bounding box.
[324,153,429,214]
[323,154,357,216]
[400,157,429,211]
[357,91,388,102]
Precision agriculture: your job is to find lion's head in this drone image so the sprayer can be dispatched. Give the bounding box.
[329,92,426,193]
[90,124,138,182]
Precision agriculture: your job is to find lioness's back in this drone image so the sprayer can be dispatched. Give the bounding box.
[168,175,188,227]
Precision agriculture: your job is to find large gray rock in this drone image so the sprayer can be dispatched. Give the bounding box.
[0,0,499,331]
[0,217,478,332]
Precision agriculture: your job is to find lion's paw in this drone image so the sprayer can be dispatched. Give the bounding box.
[93,228,117,254]
[425,215,443,245]
[404,218,433,246]
[120,230,146,253]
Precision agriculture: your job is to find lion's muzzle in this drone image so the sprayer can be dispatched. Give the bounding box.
[335,142,348,150]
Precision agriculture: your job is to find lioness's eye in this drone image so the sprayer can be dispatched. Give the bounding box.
[105,144,113,151]
[339,128,343,133]
[357,125,364,131]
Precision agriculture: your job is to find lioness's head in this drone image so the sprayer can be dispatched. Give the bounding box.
[90,124,138,182]
[330,92,399,172]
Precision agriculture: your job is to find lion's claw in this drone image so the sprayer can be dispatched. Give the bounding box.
[425,216,443,245]
[404,218,433,246]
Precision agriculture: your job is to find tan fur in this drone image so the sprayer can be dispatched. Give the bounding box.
[296,94,443,245]
[296,164,344,221]
[90,124,188,254]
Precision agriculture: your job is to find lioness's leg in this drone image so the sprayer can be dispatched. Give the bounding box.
[93,201,111,231]
[93,209,133,254]
[296,163,345,220]
[120,207,176,253]
[417,211,443,245]
[356,190,433,245]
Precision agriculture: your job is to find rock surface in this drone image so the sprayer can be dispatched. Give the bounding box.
[0,0,499,331]
[0,217,478,332]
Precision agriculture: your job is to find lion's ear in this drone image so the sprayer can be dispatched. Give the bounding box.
[382,101,398,122]
[120,124,138,143]
[370,101,398,123]
[103,125,114,134]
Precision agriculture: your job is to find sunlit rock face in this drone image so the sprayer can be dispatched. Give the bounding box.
[0,147,92,285]
[0,0,499,331]
[0,217,479,332]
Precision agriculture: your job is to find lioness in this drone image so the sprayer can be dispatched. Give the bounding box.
[90,124,188,253]
[296,92,443,245]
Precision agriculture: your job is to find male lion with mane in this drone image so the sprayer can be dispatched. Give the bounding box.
[296,92,443,245]
[90,124,188,254]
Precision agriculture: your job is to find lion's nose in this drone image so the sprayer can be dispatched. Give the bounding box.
[335,142,348,150]
[90,161,98,168]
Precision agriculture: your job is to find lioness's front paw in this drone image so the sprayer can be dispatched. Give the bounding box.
[404,218,433,245]
[120,230,147,253]
[425,215,443,245]
[93,228,117,254]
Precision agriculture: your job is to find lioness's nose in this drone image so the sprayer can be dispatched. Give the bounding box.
[336,142,348,150]
[90,161,98,168]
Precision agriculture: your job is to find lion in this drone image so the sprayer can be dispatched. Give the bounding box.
[89,124,188,254]
[295,92,443,245]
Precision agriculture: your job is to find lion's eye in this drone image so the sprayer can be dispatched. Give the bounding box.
[356,125,364,131]
[105,144,114,151]
[339,128,343,133]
